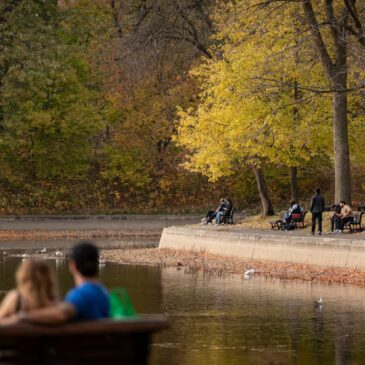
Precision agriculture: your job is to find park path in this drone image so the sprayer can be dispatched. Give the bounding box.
[0,215,200,250]
[0,213,363,250]
[0,215,199,232]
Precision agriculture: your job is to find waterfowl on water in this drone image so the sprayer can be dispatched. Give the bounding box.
[314,297,324,306]
[244,269,255,279]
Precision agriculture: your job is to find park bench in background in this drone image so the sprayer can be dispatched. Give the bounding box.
[270,211,286,230]
[222,208,236,224]
[270,210,307,230]
[292,211,307,229]
[0,315,168,365]
[344,212,363,233]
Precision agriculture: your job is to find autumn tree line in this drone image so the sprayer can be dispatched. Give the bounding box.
[0,0,364,215]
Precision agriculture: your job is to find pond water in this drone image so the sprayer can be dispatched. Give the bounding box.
[2,257,365,365]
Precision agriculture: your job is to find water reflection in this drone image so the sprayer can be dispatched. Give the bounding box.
[1,257,365,364]
[152,269,365,365]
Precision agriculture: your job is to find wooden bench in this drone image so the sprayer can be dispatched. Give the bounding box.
[344,212,363,232]
[222,207,236,224]
[270,211,307,230]
[0,315,168,365]
[270,211,286,230]
[293,210,307,229]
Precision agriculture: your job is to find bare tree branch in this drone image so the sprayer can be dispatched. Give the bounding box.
[111,0,123,38]
[302,0,335,78]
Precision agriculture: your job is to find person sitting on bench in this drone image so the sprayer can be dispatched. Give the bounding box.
[0,259,59,325]
[335,201,354,233]
[284,199,302,229]
[215,198,232,225]
[201,198,231,225]
[7,241,111,324]
[330,204,341,233]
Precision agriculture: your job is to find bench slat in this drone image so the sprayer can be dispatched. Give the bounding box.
[0,315,168,338]
[0,316,168,365]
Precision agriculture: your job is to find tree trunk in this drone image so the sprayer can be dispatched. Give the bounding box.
[252,167,275,216]
[302,0,352,204]
[290,166,298,201]
[333,76,351,203]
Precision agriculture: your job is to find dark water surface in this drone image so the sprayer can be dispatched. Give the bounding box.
[2,257,365,365]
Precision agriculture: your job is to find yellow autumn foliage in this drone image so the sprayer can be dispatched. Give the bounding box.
[175,0,365,181]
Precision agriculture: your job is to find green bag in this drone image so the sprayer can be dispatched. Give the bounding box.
[109,288,137,319]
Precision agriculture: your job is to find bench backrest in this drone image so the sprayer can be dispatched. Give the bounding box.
[291,213,301,220]
[353,212,363,224]
[0,315,168,365]
[229,207,236,218]
[291,211,306,221]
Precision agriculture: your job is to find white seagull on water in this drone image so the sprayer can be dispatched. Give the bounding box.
[244,269,256,279]
[314,297,324,306]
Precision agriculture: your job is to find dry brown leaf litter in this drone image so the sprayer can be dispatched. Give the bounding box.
[102,248,365,287]
[0,230,157,241]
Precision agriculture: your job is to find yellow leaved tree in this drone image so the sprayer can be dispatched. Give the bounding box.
[175,1,333,216]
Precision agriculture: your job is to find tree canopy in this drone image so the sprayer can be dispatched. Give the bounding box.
[0,0,364,214]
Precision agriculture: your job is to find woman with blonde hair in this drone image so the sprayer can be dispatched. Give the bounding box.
[0,259,58,323]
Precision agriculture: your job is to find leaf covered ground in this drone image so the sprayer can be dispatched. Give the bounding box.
[102,248,365,287]
[236,212,365,234]
[0,230,157,241]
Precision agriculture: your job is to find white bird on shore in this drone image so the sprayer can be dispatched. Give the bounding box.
[40,248,47,254]
[244,269,255,279]
[55,251,63,257]
[314,297,324,306]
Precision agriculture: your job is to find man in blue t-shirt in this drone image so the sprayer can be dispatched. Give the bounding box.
[16,241,110,323]
[64,242,110,320]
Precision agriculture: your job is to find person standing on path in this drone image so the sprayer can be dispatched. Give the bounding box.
[310,188,325,235]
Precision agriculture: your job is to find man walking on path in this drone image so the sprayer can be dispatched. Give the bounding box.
[310,188,325,235]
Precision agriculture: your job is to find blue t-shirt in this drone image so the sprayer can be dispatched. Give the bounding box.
[65,282,110,320]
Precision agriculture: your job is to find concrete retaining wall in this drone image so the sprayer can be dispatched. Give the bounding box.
[159,227,365,270]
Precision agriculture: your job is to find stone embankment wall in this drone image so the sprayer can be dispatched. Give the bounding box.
[159,227,365,270]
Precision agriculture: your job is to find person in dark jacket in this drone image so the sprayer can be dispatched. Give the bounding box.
[310,188,325,235]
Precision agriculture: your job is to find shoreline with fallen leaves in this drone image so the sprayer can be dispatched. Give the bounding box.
[101,248,365,288]
[0,230,160,242]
